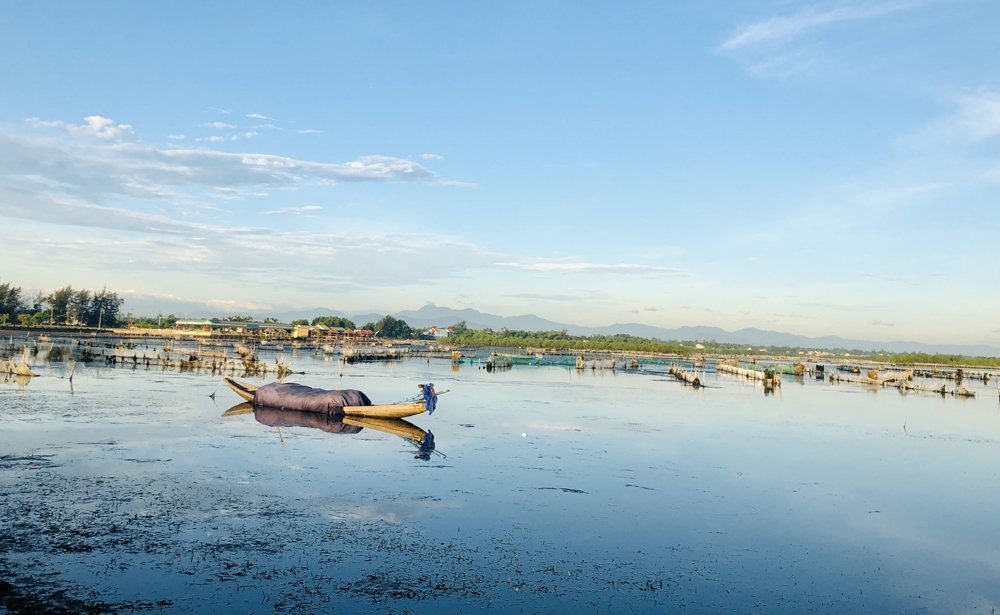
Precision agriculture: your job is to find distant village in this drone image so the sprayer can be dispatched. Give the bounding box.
[170,318,455,340]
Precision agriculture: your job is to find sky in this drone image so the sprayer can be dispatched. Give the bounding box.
[1,1,999,344]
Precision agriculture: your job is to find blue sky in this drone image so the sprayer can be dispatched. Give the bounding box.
[1,1,999,343]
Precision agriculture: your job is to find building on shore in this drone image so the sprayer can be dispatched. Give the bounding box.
[173,318,376,340]
[174,319,293,336]
[425,326,454,339]
[291,324,376,340]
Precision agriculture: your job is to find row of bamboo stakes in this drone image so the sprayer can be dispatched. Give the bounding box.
[716,363,781,388]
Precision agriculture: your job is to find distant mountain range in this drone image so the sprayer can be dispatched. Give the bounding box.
[120,297,1000,357]
[280,304,1000,357]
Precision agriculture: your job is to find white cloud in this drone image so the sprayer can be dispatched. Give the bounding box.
[0,118,474,243]
[247,113,277,121]
[496,261,687,275]
[297,129,324,134]
[951,91,1000,142]
[167,134,185,140]
[719,2,922,51]
[0,116,470,234]
[27,116,135,141]
[254,124,282,131]
[203,121,236,129]
[420,153,444,160]
[739,307,751,315]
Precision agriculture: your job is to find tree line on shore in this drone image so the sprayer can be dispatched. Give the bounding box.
[446,321,690,354]
[4,279,997,364]
[0,280,124,328]
[443,322,1000,364]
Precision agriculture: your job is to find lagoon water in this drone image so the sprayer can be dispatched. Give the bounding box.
[2,346,999,613]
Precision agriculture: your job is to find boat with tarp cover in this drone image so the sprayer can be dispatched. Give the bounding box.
[224,377,430,419]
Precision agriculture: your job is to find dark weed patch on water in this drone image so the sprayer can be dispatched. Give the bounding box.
[0,463,702,614]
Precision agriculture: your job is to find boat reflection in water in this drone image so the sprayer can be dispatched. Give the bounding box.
[221,403,438,459]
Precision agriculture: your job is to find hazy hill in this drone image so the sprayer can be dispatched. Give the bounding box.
[120,297,1000,356]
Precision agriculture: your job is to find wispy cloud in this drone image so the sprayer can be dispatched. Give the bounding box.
[869,320,895,326]
[420,153,444,160]
[16,117,461,187]
[203,121,236,129]
[861,273,918,286]
[167,134,185,140]
[496,261,687,275]
[0,116,473,236]
[0,216,503,292]
[262,206,323,215]
[719,2,922,51]
[951,91,1000,142]
[297,129,324,134]
[506,292,591,302]
[628,305,661,314]
[799,301,876,312]
[247,113,277,121]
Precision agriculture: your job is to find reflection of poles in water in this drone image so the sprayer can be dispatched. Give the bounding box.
[276,425,286,448]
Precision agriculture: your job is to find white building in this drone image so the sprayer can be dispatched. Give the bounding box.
[425,326,454,338]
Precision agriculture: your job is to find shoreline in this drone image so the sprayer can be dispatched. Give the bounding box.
[2,326,999,370]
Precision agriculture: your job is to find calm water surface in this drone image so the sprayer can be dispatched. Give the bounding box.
[1,348,999,613]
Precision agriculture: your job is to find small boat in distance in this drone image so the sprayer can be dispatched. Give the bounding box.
[224,377,428,419]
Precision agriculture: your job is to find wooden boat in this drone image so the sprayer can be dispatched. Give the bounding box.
[221,402,426,442]
[221,401,255,417]
[224,378,427,419]
[339,400,425,419]
[341,416,426,442]
[225,377,257,402]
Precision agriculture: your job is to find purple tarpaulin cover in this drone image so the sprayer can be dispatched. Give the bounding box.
[253,382,372,414]
[254,407,363,434]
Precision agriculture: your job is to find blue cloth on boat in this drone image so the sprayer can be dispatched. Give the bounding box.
[254,382,371,414]
[423,382,438,415]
